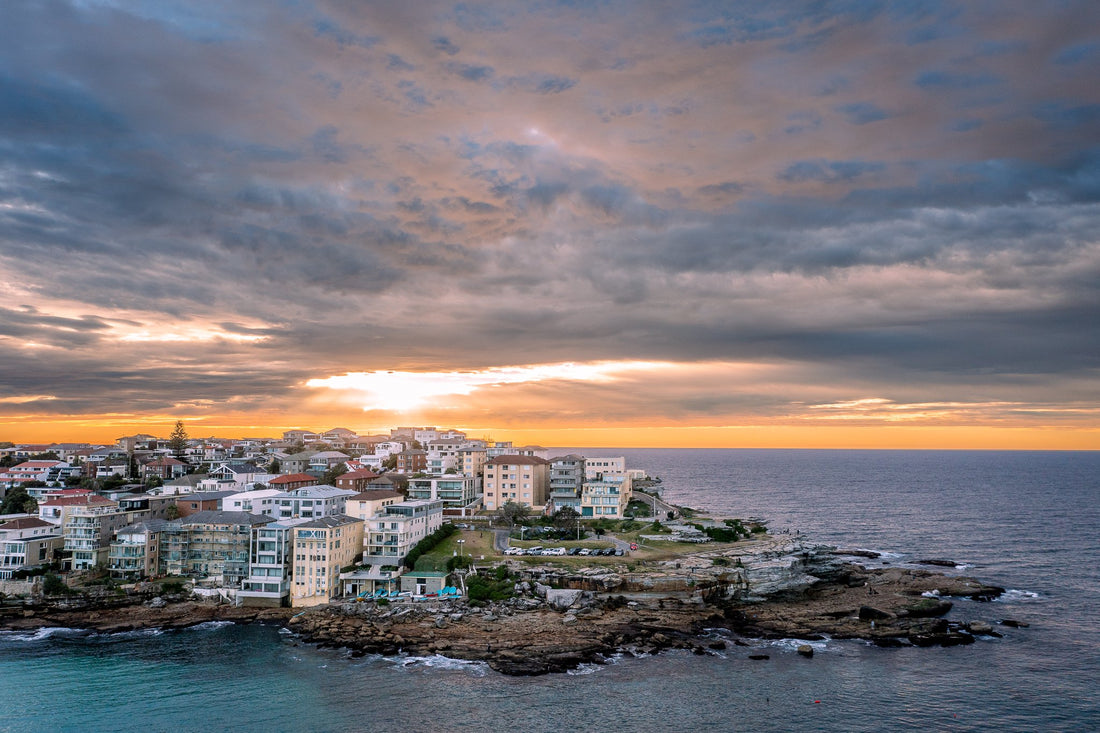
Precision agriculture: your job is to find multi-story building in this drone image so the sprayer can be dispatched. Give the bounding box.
[160,511,274,584]
[345,490,405,522]
[0,517,64,579]
[584,456,626,480]
[273,486,357,520]
[361,500,444,565]
[395,449,427,474]
[425,440,465,474]
[406,475,480,511]
[237,517,310,607]
[290,515,364,607]
[459,448,487,477]
[482,455,551,511]
[141,456,189,481]
[333,469,380,493]
[65,502,133,570]
[580,475,632,519]
[108,519,168,579]
[549,455,586,511]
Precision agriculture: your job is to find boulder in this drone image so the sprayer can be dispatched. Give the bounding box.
[797,644,814,658]
[967,621,993,635]
[1000,618,1029,628]
[543,589,580,611]
[859,605,892,621]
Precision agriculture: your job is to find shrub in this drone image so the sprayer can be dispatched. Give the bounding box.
[42,574,72,597]
[712,557,731,566]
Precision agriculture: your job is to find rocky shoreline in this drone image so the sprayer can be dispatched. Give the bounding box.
[0,535,1024,676]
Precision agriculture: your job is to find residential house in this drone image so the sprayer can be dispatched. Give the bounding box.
[221,488,284,516]
[345,490,404,523]
[307,451,349,473]
[141,456,189,481]
[332,469,379,492]
[268,473,318,492]
[176,490,238,517]
[482,455,551,511]
[290,515,364,607]
[278,451,315,475]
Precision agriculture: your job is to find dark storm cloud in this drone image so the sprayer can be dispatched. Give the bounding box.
[0,0,1098,429]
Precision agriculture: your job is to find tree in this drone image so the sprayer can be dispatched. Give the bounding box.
[497,501,530,528]
[269,458,281,474]
[165,503,181,520]
[322,462,348,486]
[382,454,398,471]
[552,506,580,534]
[0,486,37,514]
[167,420,189,461]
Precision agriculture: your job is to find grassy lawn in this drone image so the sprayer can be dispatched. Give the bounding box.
[415,530,500,570]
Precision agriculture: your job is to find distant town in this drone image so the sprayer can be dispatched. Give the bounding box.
[0,424,659,606]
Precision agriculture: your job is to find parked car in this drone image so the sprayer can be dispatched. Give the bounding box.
[578,548,590,555]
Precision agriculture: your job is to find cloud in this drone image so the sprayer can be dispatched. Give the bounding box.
[0,0,1098,441]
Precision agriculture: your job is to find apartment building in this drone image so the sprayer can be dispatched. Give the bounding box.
[290,515,364,607]
[482,455,551,511]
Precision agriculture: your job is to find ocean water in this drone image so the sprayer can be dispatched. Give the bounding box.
[2,449,1097,732]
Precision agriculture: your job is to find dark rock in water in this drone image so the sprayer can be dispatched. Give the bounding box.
[872,637,906,648]
[708,641,727,650]
[1000,618,1030,628]
[915,559,958,568]
[748,653,770,660]
[899,598,953,618]
[969,586,1005,602]
[859,605,893,621]
[833,549,882,559]
[797,644,814,658]
[967,621,993,635]
[909,631,975,647]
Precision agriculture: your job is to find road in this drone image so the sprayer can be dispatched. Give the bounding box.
[631,488,678,519]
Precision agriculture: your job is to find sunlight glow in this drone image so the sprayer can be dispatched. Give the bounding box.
[306,361,669,411]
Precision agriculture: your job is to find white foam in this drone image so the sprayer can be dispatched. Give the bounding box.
[994,589,1041,603]
[188,621,234,631]
[392,654,490,674]
[854,548,905,560]
[768,637,831,653]
[921,590,941,598]
[1,626,85,642]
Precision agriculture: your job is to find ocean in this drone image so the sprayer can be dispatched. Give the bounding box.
[2,449,1097,732]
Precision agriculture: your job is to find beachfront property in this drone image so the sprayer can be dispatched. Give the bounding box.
[222,488,284,516]
[482,455,551,511]
[345,490,405,522]
[290,515,364,607]
[579,456,633,519]
[160,511,275,584]
[0,517,65,579]
[237,517,311,607]
[274,485,357,519]
[362,500,444,564]
[107,519,168,579]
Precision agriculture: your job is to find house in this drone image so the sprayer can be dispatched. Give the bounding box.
[221,488,284,516]
[273,485,357,519]
[289,515,364,607]
[482,455,551,511]
[141,456,189,481]
[0,517,65,579]
[38,494,117,529]
[282,430,319,444]
[584,456,626,480]
[267,473,318,492]
[237,517,311,607]
[307,451,349,472]
[176,490,238,517]
[333,468,380,492]
[580,474,633,518]
[278,451,315,475]
[200,461,274,491]
[0,461,73,495]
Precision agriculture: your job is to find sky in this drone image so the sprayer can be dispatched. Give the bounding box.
[1,0,1098,448]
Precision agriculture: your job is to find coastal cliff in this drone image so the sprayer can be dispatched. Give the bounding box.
[1,535,1011,676]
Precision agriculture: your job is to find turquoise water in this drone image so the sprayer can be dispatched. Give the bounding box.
[2,450,1098,732]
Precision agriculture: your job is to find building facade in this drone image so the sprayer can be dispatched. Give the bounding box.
[482,455,551,511]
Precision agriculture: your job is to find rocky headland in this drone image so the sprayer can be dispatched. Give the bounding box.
[1,534,1018,675]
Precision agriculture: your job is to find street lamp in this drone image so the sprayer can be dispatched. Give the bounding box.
[456,539,466,557]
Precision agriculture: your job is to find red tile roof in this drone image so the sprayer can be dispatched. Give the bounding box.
[349,489,403,501]
[40,495,117,507]
[0,517,56,530]
[269,473,317,485]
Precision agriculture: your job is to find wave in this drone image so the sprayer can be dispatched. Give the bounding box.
[187,621,235,631]
[994,589,1041,603]
[0,626,88,642]
[391,654,490,674]
[767,637,831,653]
